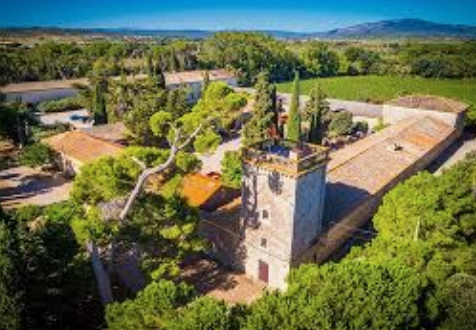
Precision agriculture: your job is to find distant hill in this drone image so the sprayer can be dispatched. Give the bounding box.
[1,19,476,40]
[313,19,476,39]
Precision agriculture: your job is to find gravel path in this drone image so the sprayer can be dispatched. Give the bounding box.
[198,136,242,174]
[0,166,72,209]
[432,133,476,175]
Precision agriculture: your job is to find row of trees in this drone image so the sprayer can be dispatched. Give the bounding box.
[4,35,474,87]
[243,70,355,147]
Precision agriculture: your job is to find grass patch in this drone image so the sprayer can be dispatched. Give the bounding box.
[277,75,476,108]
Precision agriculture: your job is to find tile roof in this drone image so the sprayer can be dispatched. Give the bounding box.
[387,95,469,113]
[79,122,128,143]
[44,130,124,164]
[165,69,236,86]
[324,116,455,224]
[180,173,224,207]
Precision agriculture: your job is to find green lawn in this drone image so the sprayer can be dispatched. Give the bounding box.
[276,75,476,109]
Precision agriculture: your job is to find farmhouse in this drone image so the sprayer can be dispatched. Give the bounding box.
[201,95,469,289]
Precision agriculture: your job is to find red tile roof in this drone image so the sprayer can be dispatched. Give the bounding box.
[44,130,124,164]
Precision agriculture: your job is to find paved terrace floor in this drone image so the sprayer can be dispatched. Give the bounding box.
[181,256,266,304]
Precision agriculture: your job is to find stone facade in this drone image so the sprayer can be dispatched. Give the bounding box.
[241,144,328,289]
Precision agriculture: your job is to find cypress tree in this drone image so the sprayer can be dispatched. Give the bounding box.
[270,83,281,137]
[92,79,108,125]
[154,64,166,90]
[286,71,301,142]
[243,71,275,146]
[306,83,329,144]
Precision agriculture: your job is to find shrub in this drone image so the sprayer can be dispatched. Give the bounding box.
[327,111,353,138]
[221,151,242,189]
[37,96,83,113]
[19,143,54,168]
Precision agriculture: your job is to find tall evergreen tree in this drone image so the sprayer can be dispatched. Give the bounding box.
[286,71,301,141]
[92,79,108,125]
[270,83,281,138]
[243,71,275,146]
[147,53,166,90]
[153,62,166,90]
[306,83,329,144]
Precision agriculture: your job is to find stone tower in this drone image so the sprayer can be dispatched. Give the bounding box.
[241,139,329,289]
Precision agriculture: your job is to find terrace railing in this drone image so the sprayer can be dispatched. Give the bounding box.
[242,139,329,176]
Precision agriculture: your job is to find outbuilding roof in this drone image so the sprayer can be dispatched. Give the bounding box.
[181,173,223,207]
[387,95,469,113]
[44,130,124,164]
[165,69,236,86]
[324,115,455,224]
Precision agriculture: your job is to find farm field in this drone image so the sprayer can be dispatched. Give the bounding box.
[277,75,476,108]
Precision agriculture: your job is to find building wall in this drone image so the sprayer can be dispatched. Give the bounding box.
[383,105,464,130]
[241,162,326,289]
[55,153,83,177]
[168,77,238,103]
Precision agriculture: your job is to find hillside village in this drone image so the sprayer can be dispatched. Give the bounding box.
[1,24,476,330]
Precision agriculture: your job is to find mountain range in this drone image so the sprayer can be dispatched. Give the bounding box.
[2,19,476,40]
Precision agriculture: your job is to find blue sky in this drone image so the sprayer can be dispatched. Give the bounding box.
[1,0,475,32]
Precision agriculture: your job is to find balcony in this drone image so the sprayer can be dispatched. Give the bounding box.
[242,139,329,177]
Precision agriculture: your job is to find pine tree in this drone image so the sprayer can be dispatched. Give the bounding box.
[243,71,275,146]
[286,71,301,142]
[92,79,108,125]
[306,83,329,144]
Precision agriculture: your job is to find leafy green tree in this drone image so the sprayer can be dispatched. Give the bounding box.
[301,42,340,77]
[437,274,476,330]
[6,202,103,330]
[305,84,329,144]
[194,81,247,131]
[73,82,238,303]
[221,151,242,189]
[172,297,232,330]
[243,72,275,146]
[200,32,296,85]
[286,71,301,141]
[166,87,190,118]
[105,280,194,330]
[327,111,353,138]
[0,98,35,146]
[0,218,22,330]
[19,142,54,168]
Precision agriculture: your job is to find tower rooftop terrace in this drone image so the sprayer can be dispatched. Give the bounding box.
[242,139,329,177]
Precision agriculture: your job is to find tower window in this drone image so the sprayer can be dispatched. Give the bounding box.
[261,209,270,221]
[260,237,268,249]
